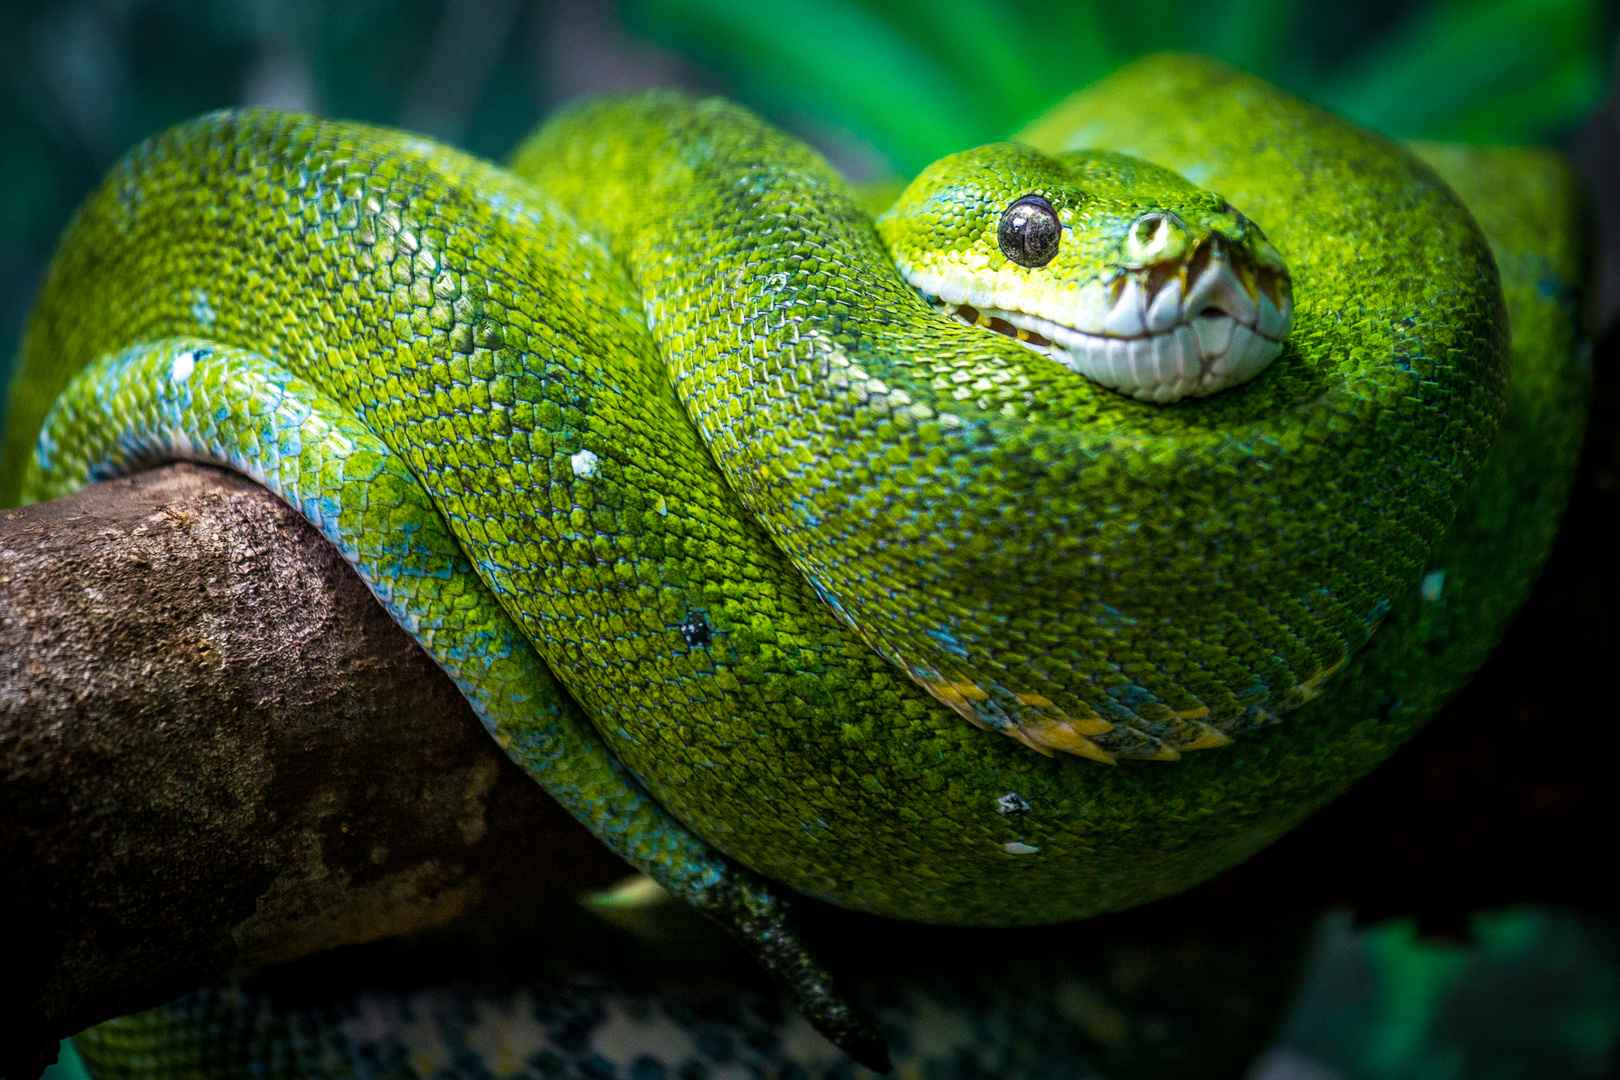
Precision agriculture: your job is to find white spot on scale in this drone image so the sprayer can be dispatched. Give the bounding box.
[169,351,195,382]
[1420,570,1445,602]
[570,449,598,477]
[997,792,1031,815]
[1003,841,1039,855]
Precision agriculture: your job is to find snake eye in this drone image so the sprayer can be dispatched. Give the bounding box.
[998,194,1062,268]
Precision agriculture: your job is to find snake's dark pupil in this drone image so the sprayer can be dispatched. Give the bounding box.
[998,194,1061,268]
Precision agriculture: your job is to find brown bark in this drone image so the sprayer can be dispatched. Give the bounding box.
[0,464,628,1077]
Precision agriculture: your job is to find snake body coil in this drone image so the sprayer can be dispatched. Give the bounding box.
[2,54,1590,1070]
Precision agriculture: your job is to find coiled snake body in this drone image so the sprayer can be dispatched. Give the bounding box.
[2,55,1589,1069]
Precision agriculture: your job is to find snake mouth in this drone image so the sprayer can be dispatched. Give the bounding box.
[933,237,1293,403]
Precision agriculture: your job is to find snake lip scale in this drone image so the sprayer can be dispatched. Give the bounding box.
[920,232,1294,403]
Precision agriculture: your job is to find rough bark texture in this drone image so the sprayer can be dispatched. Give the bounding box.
[0,464,628,1078]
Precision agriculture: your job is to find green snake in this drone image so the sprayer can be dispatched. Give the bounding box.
[3,53,1589,1070]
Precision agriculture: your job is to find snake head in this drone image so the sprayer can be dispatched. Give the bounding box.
[876,143,1293,403]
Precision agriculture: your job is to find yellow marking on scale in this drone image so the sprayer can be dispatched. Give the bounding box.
[949,679,990,700]
[1296,656,1347,703]
[1012,727,1059,758]
[1027,723,1118,764]
[1181,729,1234,751]
[1015,691,1113,735]
[921,678,992,729]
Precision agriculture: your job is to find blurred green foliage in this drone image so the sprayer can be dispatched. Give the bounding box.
[1,0,1612,382]
[625,0,1614,176]
[0,0,556,380]
[1276,909,1620,1079]
[41,1039,90,1080]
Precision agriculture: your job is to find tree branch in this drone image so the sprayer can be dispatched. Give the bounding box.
[0,464,628,1075]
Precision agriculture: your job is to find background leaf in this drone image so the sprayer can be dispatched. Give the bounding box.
[626,0,1615,173]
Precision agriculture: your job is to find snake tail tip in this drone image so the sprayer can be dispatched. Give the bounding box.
[831,1022,894,1075]
[788,970,892,1074]
[695,869,891,1073]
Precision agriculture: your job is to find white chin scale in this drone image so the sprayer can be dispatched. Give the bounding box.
[943,244,1292,404]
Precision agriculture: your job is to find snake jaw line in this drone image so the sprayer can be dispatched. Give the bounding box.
[927,233,1292,403]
